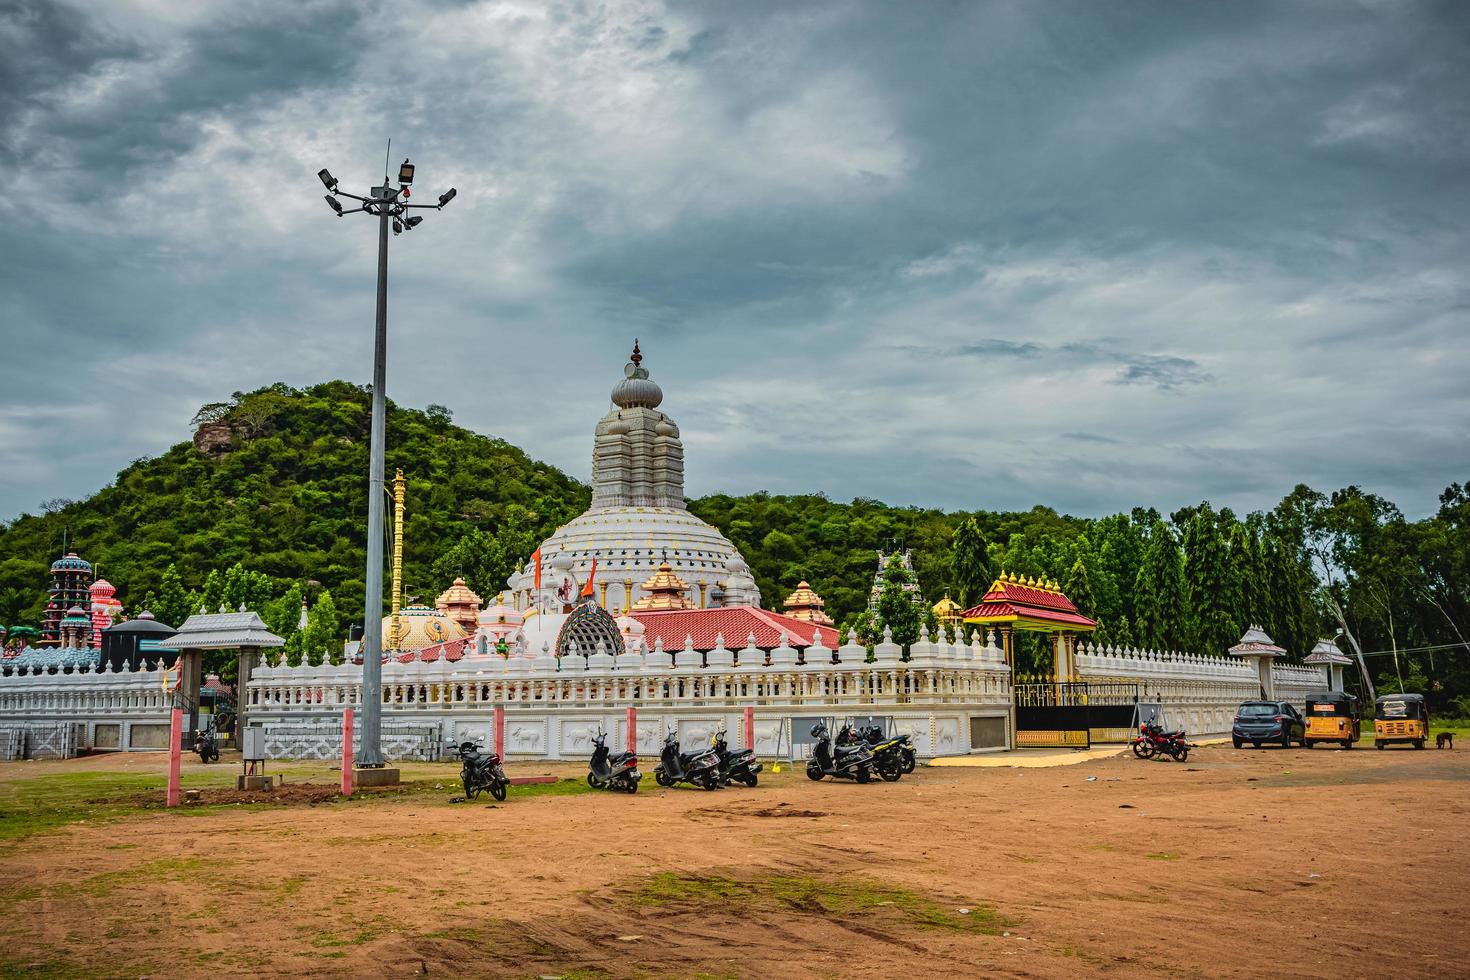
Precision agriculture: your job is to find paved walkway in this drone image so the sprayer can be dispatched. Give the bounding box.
[930,746,1125,768]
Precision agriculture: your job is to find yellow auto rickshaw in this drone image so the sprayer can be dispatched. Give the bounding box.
[1304,691,1360,749]
[1374,693,1429,750]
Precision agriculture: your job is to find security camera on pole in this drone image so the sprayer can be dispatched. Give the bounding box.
[318,151,456,777]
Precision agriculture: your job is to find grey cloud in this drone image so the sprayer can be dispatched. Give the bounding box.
[2,0,1468,522]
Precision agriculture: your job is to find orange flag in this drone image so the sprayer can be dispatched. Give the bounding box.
[580,558,598,598]
[531,548,542,590]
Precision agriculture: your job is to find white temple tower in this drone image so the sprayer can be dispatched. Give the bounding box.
[508,341,761,614]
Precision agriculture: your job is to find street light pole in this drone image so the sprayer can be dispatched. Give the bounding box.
[318,156,456,768]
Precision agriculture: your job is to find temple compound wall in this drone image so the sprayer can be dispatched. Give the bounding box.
[0,630,1329,760]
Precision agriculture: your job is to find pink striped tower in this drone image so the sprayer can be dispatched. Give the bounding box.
[89,579,123,648]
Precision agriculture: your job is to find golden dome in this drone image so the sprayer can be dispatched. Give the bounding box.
[632,562,694,611]
[384,604,467,651]
[932,593,963,623]
[782,580,835,626]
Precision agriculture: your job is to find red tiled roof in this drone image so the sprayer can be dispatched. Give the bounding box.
[402,636,473,663]
[960,600,1098,629]
[633,607,840,652]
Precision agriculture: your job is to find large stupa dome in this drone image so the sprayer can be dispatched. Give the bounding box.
[508,341,760,614]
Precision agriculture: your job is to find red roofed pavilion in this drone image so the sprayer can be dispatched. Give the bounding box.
[961,571,1097,679]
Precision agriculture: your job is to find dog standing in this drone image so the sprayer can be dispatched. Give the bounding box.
[1437,732,1454,749]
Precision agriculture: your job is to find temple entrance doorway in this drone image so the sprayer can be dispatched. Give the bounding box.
[959,572,1106,749]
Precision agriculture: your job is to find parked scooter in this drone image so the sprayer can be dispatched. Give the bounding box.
[839,724,903,781]
[806,722,874,783]
[193,721,220,764]
[855,724,916,774]
[654,730,722,790]
[587,729,641,793]
[453,739,509,800]
[711,727,762,787]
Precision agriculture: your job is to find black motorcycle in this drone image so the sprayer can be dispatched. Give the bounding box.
[454,740,509,801]
[806,722,874,783]
[193,723,220,764]
[654,730,722,790]
[858,724,916,774]
[711,728,762,787]
[839,724,902,782]
[587,730,642,793]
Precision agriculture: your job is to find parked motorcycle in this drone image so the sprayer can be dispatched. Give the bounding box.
[711,727,762,787]
[587,730,641,793]
[839,724,903,781]
[654,730,722,790]
[806,722,874,783]
[1131,722,1190,762]
[453,739,509,800]
[856,724,917,774]
[193,723,220,764]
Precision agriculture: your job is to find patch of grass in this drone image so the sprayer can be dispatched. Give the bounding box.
[73,857,212,897]
[276,875,307,897]
[632,872,1011,935]
[1146,852,1181,861]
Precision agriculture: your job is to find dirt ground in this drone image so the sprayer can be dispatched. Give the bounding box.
[1,743,1465,979]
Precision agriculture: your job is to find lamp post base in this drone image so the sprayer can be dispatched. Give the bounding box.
[352,767,401,787]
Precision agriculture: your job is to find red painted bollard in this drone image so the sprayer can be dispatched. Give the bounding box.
[743,706,754,752]
[494,704,505,759]
[166,707,182,808]
[341,708,354,798]
[627,706,637,754]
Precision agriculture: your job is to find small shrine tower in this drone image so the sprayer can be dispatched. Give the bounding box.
[782,581,835,626]
[89,579,123,648]
[633,562,694,611]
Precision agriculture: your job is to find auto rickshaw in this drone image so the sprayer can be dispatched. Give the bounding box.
[1304,691,1360,749]
[1374,692,1429,750]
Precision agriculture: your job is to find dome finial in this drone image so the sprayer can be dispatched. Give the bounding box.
[630,337,642,366]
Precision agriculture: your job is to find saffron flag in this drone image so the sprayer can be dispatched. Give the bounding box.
[580,558,598,598]
[531,547,542,590]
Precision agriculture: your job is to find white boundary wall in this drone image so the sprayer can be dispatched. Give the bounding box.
[0,660,175,754]
[244,630,1014,760]
[1075,642,1328,737]
[0,628,1332,758]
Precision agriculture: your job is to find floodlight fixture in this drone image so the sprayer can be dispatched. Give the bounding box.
[318,168,337,190]
[324,195,344,215]
[398,159,415,184]
[404,215,423,229]
[392,218,403,235]
[438,187,456,208]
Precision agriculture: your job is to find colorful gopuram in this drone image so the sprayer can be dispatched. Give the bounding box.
[436,578,483,635]
[41,553,94,647]
[89,579,124,647]
[868,549,925,613]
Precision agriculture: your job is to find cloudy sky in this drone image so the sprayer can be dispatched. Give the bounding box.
[2,0,1467,523]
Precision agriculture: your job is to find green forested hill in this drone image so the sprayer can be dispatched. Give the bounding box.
[1,381,1466,703]
[0,381,590,633]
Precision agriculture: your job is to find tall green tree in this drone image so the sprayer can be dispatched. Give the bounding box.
[1183,504,1239,654]
[1065,556,1097,622]
[142,563,192,628]
[1133,521,1190,651]
[950,517,993,607]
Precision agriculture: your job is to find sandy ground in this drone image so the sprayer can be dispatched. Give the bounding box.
[1,744,1465,979]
